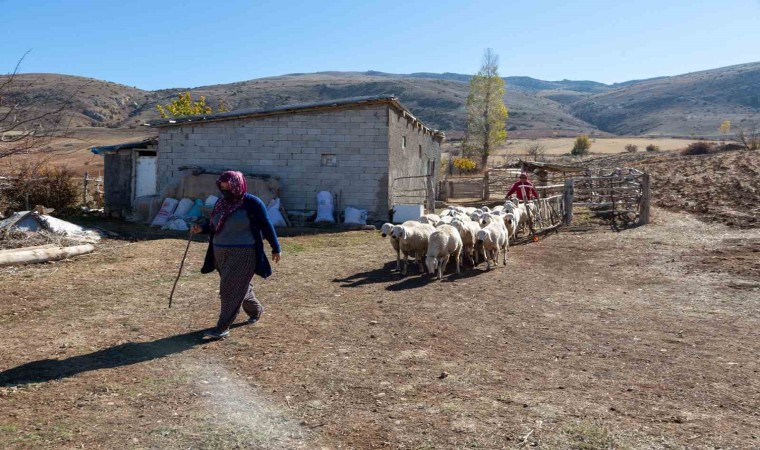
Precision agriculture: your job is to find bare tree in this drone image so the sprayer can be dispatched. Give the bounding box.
[525,140,546,161]
[736,122,759,150]
[0,52,77,159]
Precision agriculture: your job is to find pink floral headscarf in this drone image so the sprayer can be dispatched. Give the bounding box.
[211,170,247,233]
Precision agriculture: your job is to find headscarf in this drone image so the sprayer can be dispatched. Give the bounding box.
[211,170,248,233]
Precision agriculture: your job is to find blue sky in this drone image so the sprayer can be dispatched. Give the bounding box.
[2,0,759,90]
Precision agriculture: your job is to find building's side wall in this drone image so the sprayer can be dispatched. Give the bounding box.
[387,107,442,211]
[103,149,133,217]
[157,105,390,219]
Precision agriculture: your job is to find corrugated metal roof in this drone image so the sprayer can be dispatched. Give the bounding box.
[144,95,445,138]
[90,137,158,155]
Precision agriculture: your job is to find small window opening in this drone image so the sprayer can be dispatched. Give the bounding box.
[418,144,423,158]
[321,153,337,167]
[402,136,407,149]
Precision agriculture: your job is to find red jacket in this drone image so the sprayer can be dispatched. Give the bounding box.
[507,180,539,200]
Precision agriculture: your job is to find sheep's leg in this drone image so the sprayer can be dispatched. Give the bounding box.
[395,247,401,271]
[402,251,408,275]
[416,252,425,273]
[454,250,461,274]
[502,243,508,265]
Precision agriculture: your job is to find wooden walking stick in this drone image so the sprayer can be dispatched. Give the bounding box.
[168,234,193,308]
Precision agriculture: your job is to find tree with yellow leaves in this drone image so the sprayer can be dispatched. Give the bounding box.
[463,49,508,169]
[156,92,229,118]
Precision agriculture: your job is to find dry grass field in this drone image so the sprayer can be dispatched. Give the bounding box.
[0,128,154,176]
[443,137,700,165]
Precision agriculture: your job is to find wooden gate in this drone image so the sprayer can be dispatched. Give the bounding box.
[438,176,485,200]
[569,169,651,226]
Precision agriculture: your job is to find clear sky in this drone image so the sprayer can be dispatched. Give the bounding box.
[2,0,759,90]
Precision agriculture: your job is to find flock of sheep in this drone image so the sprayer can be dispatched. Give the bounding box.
[380,199,533,280]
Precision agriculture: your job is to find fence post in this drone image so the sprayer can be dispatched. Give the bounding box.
[483,170,490,201]
[639,173,651,225]
[563,179,574,225]
[83,172,89,207]
[426,175,435,213]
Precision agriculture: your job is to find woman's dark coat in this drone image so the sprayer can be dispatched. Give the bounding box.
[199,193,281,279]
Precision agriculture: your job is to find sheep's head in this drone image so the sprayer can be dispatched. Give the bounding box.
[476,229,488,243]
[390,226,405,239]
[380,223,394,237]
[425,255,438,274]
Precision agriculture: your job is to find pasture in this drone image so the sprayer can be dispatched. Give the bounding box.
[0,207,757,449]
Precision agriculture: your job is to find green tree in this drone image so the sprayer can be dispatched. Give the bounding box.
[156,92,230,118]
[571,135,592,156]
[463,48,508,169]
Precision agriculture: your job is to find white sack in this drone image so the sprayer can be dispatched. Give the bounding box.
[315,191,335,223]
[162,218,189,231]
[204,195,219,208]
[150,198,179,227]
[267,198,287,227]
[344,206,368,225]
[173,198,195,218]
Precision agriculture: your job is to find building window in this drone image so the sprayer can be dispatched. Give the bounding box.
[321,153,337,167]
[402,136,407,149]
[418,144,423,158]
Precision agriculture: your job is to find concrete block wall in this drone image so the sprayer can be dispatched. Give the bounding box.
[156,104,391,219]
[387,107,443,210]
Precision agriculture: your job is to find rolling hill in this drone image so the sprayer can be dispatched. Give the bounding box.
[2,62,758,139]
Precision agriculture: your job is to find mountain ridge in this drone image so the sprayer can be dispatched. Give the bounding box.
[3,61,758,137]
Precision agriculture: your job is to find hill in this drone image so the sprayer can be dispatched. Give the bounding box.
[569,62,760,136]
[2,63,758,138]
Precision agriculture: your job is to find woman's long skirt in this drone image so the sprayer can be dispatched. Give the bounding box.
[213,247,264,331]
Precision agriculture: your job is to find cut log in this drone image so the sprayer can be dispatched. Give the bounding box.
[0,244,95,267]
[0,244,58,256]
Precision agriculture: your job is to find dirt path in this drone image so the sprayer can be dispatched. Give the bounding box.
[0,209,758,449]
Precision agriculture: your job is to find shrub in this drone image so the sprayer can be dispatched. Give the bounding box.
[646,144,660,152]
[681,141,714,156]
[624,144,638,153]
[3,163,79,212]
[571,135,591,156]
[452,157,478,173]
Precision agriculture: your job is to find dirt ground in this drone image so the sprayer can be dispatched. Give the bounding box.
[0,207,758,449]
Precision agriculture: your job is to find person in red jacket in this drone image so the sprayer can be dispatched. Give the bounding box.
[506,172,539,201]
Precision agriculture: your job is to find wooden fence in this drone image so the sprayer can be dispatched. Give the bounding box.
[392,175,435,211]
[437,166,651,230]
[570,169,650,226]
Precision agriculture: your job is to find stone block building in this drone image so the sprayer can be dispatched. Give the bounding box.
[96,95,444,222]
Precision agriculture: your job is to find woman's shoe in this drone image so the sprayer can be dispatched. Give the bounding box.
[203,329,230,339]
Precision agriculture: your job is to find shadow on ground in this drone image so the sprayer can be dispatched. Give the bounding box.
[0,325,246,387]
[333,261,489,290]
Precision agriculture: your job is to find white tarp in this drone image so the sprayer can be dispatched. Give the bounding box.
[0,211,101,243]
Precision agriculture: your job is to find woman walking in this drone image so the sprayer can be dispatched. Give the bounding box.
[191,170,281,339]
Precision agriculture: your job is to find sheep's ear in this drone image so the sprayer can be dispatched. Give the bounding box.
[401,228,409,240]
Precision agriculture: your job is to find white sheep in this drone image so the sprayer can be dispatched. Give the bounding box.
[425,224,463,280]
[391,222,436,275]
[503,200,524,236]
[476,222,509,270]
[451,218,482,266]
[380,222,403,271]
[503,213,516,239]
[418,213,441,225]
[435,215,455,226]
